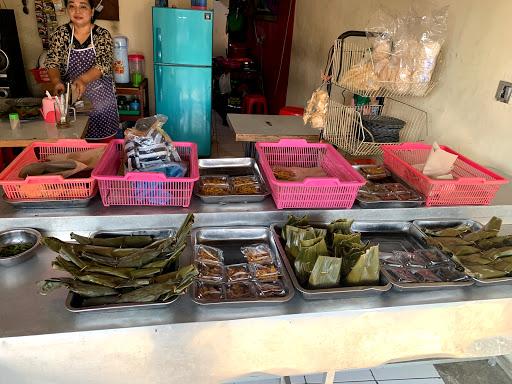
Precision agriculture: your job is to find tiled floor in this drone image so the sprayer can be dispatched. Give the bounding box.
[211,111,244,158]
[227,359,512,384]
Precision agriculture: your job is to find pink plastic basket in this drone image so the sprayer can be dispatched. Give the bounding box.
[0,140,106,200]
[382,143,509,206]
[92,139,199,207]
[255,139,365,209]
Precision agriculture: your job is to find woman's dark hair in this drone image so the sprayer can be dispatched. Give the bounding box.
[64,0,96,10]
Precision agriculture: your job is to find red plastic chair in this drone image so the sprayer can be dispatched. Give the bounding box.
[243,94,268,114]
[279,106,304,116]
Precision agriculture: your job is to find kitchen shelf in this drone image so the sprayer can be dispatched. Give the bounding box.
[116,78,149,122]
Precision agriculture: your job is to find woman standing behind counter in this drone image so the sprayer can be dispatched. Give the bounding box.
[45,0,119,140]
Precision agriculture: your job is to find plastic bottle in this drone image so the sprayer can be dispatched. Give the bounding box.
[113,36,130,84]
[129,98,141,112]
[128,54,145,87]
[9,113,20,130]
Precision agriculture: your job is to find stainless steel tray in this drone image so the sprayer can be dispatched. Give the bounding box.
[65,228,180,313]
[354,165,425,209]
[412,219,512,287]
[190,226,294,306]
[194,158,270,204]
[271,223,392,300]
[3,194,96,209]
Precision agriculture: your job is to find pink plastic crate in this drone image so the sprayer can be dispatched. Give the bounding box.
[0,140,106,200]
[92,139,199,207]
[382,143,509,206]
[255,139,365,209]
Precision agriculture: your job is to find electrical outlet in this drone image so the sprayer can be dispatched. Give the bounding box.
[496,80,512,104]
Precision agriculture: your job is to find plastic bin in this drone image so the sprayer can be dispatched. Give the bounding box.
[382,143,509,206]
[0,140,106,200]
[255,139,365,209]
[92,139,199,207]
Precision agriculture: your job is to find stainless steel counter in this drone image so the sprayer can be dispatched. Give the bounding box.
[1,184,512,384]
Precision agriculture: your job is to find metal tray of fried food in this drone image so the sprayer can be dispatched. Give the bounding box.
[353,165,425,209]
[412,219,512,287]
[194,158,270,204]
[2,193,96,209]
[190,226,294,306]
[271,223,392,300]
[65,228,180,312]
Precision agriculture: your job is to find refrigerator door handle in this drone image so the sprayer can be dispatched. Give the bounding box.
[155,27,163,62]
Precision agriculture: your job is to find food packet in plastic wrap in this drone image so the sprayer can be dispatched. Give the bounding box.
[255,280,287,298]
[196,262,225,283]
[226,282,255,300]
[363,3,448,96]
[384,266,418,283]
[124,114,185,175]
[195,244,224,265]
[195,281,224,301]
[241,243,274,265]
[226,264,252,282]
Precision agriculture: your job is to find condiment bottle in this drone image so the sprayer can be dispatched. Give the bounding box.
[9,113,20,130]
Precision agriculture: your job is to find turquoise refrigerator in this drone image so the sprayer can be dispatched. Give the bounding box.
[153,7,213,157]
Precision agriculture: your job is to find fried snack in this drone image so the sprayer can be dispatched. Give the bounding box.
[200,184,231,196]
[233,183,262,195]
[241,244,274,265]
[197,262,224,282]
[200,175,229,185]
[272,166,296,181]
[196,282,223,301]
[226,264,251,282]
[231,176,258,186]
[255,281,287,298]
[251,263,279,282]
[226,282,253,300]
[195,244,224,264]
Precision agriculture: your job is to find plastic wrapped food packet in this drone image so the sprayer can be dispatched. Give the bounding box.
[360,166,390,180]
[392,250,430,268]
[250,263,279,282]
[384,266,417,283]
[226,282,255,300]
[195,244,224,265]
[230,175,259,186]
[226,264,252,282]
[200,175,230,185]
[433,267,470,282]
[196,262,224,282]
[379,252,405,267]
[411,268,443,283]
[124,114,185,175]
[415,249,448,266]
[196,281,224,301]
[255,280,287,298]
[241,243,274,265]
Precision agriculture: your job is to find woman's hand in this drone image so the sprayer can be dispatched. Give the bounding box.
[73,78,87,100]
[52,81,65,96]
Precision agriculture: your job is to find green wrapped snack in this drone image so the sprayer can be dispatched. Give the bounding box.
[424,224,472,237]
[426,237,473,248]
[465,265,508,279]
[294,237,328,284]
[456,254,493,266]
[489,257,512,274]
[281,215,309,242]
[285,226,320,259]
[441,245,481,257]
[345,246,380,286]
[481,247,512,261]
[308,256,342,289]
[462,217,502,242]
[477,236,512,250]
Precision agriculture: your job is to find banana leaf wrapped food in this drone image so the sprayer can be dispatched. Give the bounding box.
[422,216,512,280]
[38,214,197,306]
[283,215,381,289]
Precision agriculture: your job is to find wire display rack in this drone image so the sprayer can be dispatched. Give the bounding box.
[323,88,427,157]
